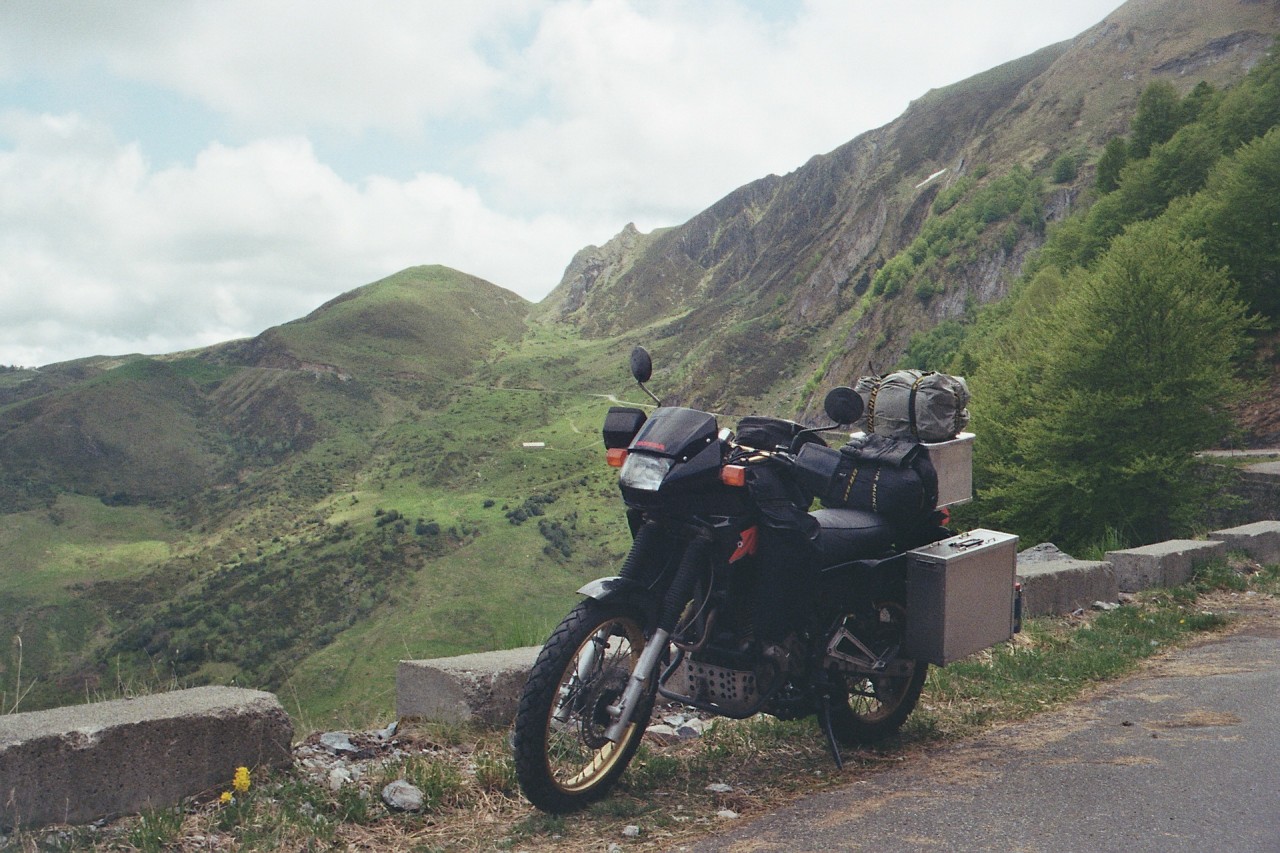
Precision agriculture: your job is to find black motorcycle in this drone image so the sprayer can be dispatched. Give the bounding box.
[512,347,1002,813]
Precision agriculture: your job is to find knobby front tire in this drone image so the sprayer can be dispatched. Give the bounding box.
[512,599,654,813]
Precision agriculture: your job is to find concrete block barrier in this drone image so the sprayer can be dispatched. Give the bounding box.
[397,647,541,726]
[0,686,292,829]
[1208,520,1280,565]
[396,524,1271,726]
[1106,539,1228,592]
[1016,543,1118,617]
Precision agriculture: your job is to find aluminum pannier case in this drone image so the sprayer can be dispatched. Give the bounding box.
[904,529,1019,665]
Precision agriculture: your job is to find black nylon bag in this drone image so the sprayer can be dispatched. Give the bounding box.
[737,416,803,451]
[800,434,938,518]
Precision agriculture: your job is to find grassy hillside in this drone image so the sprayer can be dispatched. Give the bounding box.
[0,266,558,722]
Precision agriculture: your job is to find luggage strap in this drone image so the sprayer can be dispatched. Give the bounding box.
[866,380,880,434]
[907,373,929,439]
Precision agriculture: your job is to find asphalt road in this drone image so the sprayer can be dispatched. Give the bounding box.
[672,593,1280,853]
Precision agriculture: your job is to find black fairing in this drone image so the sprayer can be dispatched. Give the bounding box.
[621,407,745,514]
[630,407,717,457]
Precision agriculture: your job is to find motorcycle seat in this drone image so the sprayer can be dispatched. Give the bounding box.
[810,508,896,565]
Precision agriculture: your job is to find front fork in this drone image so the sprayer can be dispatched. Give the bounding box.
[600,526,712,743]
[553,628,610,724]
[604,627,671,742]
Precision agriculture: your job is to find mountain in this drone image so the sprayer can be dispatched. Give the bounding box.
[2,0,1278,726]
[0,266,528,510]
[540,0,1279,414]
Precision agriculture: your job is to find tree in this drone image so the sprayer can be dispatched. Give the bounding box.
[1213,36,1280,149]
[1130,80,1184,159]
[1176,127,1280,317]
[1051,152,1080,184]
[972,220,1250,550]
[1095,137,1128,193]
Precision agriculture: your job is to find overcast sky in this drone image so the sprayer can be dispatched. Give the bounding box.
[0,0,1122,367]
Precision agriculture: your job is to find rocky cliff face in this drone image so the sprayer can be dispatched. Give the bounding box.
[540,0,1280,415]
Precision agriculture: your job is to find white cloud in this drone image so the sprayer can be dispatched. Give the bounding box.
[475,0,1123,224]
[0,111,585,365]
[0,1,540,134]
[0,0,1124,366]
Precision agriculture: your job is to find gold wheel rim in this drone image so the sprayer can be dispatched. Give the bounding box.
[542,615,646,794]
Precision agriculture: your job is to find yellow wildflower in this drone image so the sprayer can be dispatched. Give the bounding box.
[219,791,233,805]
[233,766,251,795]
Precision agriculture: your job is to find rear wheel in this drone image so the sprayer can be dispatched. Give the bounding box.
[512,599,654,813]
[826,606,927,744]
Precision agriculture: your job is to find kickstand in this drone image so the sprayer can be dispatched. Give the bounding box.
[817,693,844,770]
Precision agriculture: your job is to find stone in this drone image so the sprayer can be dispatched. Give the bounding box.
[644,724,680,745]
[1106,539,1227,592]
[677,719,706,738]
[0,686,291,829]
[319,732,357,754]
[1208,520,1280,565]
[381,779,424,812]
[327,767,352,791]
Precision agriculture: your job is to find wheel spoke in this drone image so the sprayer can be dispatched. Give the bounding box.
[514,600,653,811]
[825,607,927,745]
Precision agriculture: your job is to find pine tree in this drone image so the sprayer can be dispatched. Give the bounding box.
[972,220,1250,549]
[1096,137,1128,193]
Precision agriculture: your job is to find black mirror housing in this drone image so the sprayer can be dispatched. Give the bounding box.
[823,386,864,426]
[630,347,653,384]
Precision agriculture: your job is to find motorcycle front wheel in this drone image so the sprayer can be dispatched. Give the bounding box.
[512,599,654,813]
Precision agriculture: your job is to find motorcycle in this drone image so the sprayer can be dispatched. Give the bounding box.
[512,347,1011,813]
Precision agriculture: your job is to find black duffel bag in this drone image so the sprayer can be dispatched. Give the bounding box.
[794,433,938,519]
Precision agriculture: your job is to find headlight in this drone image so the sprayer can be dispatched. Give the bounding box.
[620,453,673,491]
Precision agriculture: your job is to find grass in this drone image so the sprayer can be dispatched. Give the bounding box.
[0,312,645,726]
[0,495,176,601]
[9,557,1275,851]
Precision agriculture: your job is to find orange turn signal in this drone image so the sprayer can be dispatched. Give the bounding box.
[720,465,747,487]
[606,448,629,468]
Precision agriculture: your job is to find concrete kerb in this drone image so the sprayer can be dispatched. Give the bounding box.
[0,686,292,829]
[396,647,541,727]
[1016,543,1118,617]
[1106,539,1228,592]
[1208,519,1280,565]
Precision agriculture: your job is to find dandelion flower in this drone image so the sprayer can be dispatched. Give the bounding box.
[233,766,251,795]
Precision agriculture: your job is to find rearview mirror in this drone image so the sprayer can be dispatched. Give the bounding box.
[823,386,863,426]
[629,346,653,384]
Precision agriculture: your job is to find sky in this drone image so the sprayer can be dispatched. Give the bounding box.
[0,0,1123,368]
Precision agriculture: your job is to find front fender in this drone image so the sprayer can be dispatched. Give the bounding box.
[577,576,659,622]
